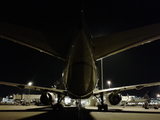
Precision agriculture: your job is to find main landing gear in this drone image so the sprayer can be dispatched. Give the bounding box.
[96,93,108,111]
[52,93,65,110]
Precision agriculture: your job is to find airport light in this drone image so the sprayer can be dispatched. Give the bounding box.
[28,82,33,86]
[28,82,33,105]
[107,80,111,88]
[9,95,13,99]
[157,94,160,98]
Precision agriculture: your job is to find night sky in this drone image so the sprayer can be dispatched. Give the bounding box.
[0,0,160,98]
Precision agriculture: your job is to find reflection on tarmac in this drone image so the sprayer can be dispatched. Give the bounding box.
[0,105,160,120]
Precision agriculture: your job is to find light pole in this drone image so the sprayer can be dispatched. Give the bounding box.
[28,82,33,105]
[107,80,111,88]
[101,58,104,89]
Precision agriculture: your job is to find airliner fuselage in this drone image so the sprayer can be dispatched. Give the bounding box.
[63,28,98,99]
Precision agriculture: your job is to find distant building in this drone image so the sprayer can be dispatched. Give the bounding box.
[1,94,41,105]
[12,94,40,100]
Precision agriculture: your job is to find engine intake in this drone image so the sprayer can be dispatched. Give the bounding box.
[108,93,122,105]
[40,92,55,105]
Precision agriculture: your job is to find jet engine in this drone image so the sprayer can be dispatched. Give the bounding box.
[105,93,122,105]
[40,92,56,105]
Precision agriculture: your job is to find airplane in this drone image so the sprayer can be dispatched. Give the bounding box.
[120,91,151,107]
[120,91,160,110]
[0,3,160,112]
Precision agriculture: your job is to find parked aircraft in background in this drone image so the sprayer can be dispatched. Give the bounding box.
[120,91,150,107]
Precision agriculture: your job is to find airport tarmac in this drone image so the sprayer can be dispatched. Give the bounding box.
[0,105,159,120]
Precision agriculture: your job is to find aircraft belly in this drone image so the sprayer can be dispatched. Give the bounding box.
[67,62,96,98]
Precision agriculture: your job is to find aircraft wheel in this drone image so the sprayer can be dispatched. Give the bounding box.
[154,107,158,109]
[144,106,149,109]
[52,104,63,110]
[104,104,108,111]
[98,105,102,111]
[98,104,108,111]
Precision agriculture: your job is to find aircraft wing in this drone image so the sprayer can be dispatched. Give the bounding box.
[0,21,69,61]
[93,82,160,95]
[0,81,65,95]
[92,23,160,60]
[1,21,160,62]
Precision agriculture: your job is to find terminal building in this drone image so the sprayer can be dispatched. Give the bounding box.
[1,94,41,105]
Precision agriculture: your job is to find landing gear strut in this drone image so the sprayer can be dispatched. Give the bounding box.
[52,103,63,110]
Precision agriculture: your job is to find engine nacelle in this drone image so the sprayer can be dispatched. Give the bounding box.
[105,93,122,105]
[40,92,56,105]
